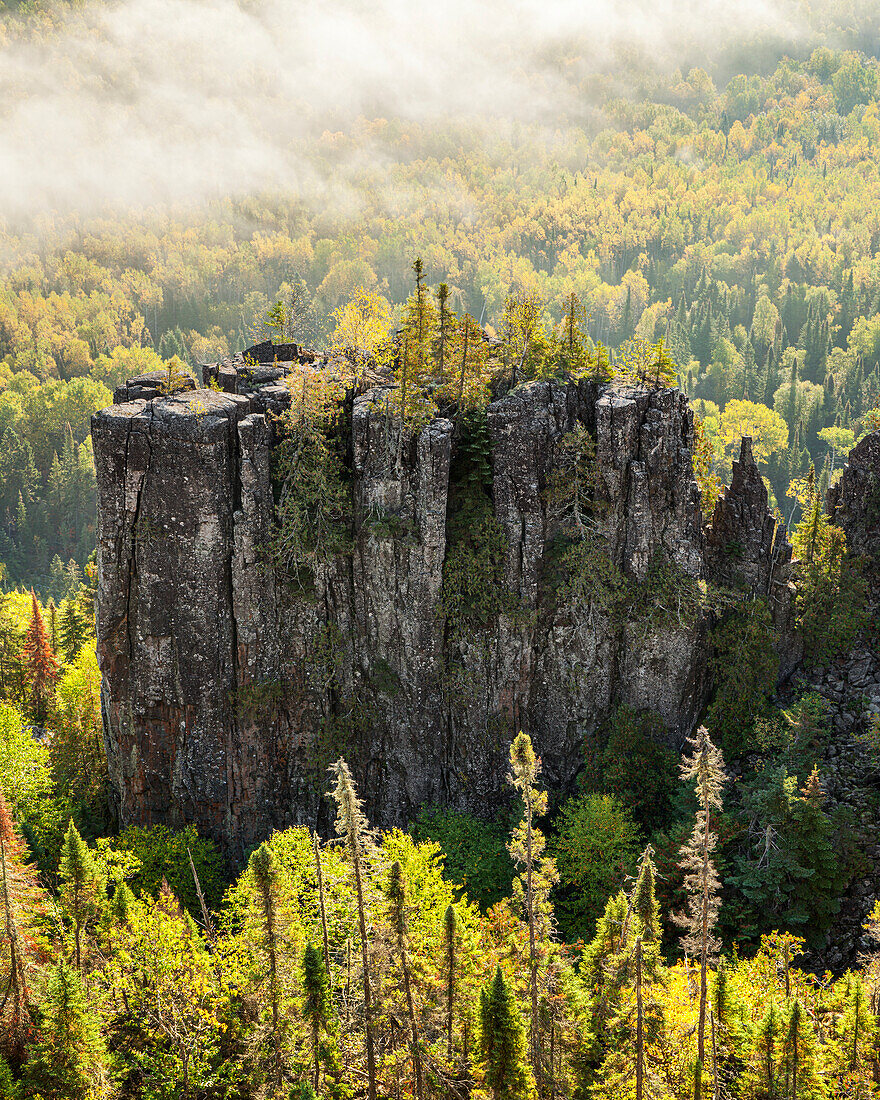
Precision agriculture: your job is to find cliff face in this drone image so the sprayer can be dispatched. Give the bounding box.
[93,352,794,857]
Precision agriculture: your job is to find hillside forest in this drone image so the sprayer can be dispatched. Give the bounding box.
[2,0,880,1097]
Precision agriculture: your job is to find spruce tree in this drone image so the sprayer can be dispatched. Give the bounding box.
[23,960,107,1100]
[832,976,875,1096]
[249,841,284,1094]
[58,820,102,973]
[779,1000,825,1100]
[0,1055,18,1100]
[435,282,455,377]
[748,1002,780,1100]
[22,592,58,724]
[58,600,87,665]
[0,794,43,1067]
[675,726,726,1100]
[386,860,423,1100]
[477,966,535,1100]
[444,903,457,1063]
[301,943,341,1095]
[330,758,377,1100]
[312,831,331,979]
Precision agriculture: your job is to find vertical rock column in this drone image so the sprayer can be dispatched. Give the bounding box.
[93,389,252,843]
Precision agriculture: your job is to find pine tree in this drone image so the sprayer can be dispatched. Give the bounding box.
[330,758,378,1100]
[386,860,423,1100]
[58,820,102,973]
[507,732,558,1088]
[675,726,726,1100]
[477,966,535,1100]
[22,592,58,724]
[249,841,284,1094]
[23,960,107,1100]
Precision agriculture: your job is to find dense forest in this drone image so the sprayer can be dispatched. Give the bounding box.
[2,0,880,1096]
[1,7,880,590]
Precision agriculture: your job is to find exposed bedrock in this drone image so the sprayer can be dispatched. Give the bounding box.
[93,357,798,857]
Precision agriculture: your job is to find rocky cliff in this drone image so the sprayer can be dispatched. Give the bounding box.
[93,348,798,858]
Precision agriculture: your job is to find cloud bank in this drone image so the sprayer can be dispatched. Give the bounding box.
[0,0,816,221]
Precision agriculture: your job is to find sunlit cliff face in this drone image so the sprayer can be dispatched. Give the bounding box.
[0,0,813,222]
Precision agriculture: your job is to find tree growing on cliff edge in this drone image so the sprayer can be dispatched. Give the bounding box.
[675,726,726,1100]
[330,758,378,1100]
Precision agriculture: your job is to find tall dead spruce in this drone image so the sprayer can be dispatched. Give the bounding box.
[330,758,378,1100]
[675,726,726,1100]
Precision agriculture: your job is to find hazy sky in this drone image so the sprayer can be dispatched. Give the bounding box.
[0,0,813,221]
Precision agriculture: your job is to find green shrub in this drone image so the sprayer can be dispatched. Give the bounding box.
[411,807,514,911]
[707,599,779,758]
[551,793,641,943]
[582,706,680,831]
[97,823,226,917]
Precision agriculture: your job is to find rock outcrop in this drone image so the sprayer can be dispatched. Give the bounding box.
[92,348,796,857]
[705,436,800,675]
[828,429,880,560]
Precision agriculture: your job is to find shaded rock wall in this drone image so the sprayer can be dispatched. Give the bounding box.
[93,352,795,857]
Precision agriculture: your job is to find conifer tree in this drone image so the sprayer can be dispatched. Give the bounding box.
[832,976,875,1097]
[312,831,331,979]
[386,860,423,1100]
[477,966,535,1100]
[249,841,284,1094]
[507,732,558,1087]
[58,600,87,665]
[23,960,107,1100]
[58,820,102,973]
[444,903,457,1063]
[435,282,456,377]
[710,958,746,1097]
[747,1002,781,1100]
[443,312,491,412]
[594,848,665,1100]
[675,726,726,1100]
[779,1000,825,1100]
[109,879,134,926]
[0,1054,18,1100]
[330,758,378,1100]
[0,795,42,1067]
[301,943,342,1096]
[22,592,58,724]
